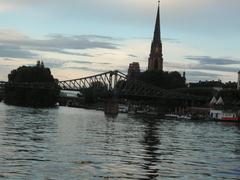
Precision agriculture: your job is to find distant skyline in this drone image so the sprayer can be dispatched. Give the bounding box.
[0,0,239,82]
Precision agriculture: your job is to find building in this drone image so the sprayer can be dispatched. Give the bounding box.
[128,62,140,78]
[148,1,163,71]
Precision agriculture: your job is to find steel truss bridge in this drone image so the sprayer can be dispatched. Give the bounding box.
[59,70,194,100]
[0,81,6,91]
[0,71,201,101]
[0,81,5,99]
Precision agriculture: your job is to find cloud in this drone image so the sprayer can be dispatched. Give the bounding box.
[185,56,240,65]
[192,65,240,73]
[183,55,240,73]
[128,54,138,58]
[1,0,239,40]
[44,61,64,69]
[67,60,92,64]
[187,71,219,78]
[0,32,120,78]
[11,34,118,51]
[62,63,128,75]
[96,62,111,65]
[53,50,95,57]
[185,71,222,82]
[164,55,240,82]
[2,58,17,61]
[0,44,37,59]
[64,66,105,73]
[0,30,119,59]
[162,38,181,44]
[25,59,94,69]
[0,3,15,12]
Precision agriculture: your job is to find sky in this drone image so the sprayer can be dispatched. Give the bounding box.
[0,0,239,82]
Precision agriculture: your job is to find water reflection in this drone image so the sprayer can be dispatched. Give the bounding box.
[104,112,118,119]
[0,105,58,178]
[0,104,240,179]
[140,118,161,179]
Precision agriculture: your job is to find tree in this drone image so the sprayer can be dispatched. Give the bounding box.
[36,60,41,68]
[40,61,44,68]
[82,81,109,104]
[223,81,237,89]
[137,70,186,89]
[218,89,240,107]
[4,61,60,107]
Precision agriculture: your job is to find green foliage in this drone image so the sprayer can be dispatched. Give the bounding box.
[189,80,237,89]
[176,87,215,100]
[218,89,240,107]
[223,81,237,89]
[82,81,109,104]
[8,61,54,83]
[189,80,223,88]
[5,61,60,107]
[137,70,186,89]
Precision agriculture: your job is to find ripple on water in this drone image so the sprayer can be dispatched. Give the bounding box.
[0,103,240,179]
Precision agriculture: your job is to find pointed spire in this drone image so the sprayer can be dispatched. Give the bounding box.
[148,1,163,71]
[153,0,161,45]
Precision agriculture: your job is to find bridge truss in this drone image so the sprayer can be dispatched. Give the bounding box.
[0,71,202,101]
[0,81,5,88]
[59,70,196,100]
[59,70,126,92]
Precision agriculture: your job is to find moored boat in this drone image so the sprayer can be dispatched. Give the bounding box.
[210,109,240,122]
[165,114,192,120]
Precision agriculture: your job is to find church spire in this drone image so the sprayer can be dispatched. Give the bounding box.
[148,1,163,71]
[153,1,161,45]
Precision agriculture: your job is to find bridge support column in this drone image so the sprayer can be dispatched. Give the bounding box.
[104,98,119,116]
[0,89,4,102]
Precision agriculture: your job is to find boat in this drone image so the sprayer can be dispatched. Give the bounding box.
[118,105,128,113]
[165,114,192,120]
[178,115,192,120]
[210,109,240,122]
[165,114,180,120]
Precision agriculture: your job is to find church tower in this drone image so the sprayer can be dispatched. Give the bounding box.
[148,1,163,71]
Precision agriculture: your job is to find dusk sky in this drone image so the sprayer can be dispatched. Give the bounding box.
[0,0,239,82]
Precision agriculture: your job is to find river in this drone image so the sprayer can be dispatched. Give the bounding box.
[0,102,239,179]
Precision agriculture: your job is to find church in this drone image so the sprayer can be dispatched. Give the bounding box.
[148,1,163,71]
[128,1,163,76]
[128,1,186,88]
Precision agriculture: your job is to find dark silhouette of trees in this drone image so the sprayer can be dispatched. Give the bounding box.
[189,80,223,88]
[218,89,240,107]
[137,70,186,89]
[223,81,237,89]
[5,61,60,107]
[189,80,237,89]
[82,81,109,104]
[176,87,215,101]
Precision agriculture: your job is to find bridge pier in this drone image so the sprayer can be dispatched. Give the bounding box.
[0,87,5,102]
[104,98,119,116]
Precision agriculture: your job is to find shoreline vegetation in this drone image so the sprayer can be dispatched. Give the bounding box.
[4,61,60,108]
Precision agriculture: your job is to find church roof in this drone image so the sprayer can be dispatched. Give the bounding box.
[150,1,163,55]
[153,4,161,46]
[216,96,224,105]
[209,96,217,105]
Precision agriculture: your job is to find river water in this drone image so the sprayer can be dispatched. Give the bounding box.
[0,103,239,179]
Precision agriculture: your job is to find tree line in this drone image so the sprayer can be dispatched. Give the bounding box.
[4,61,60,107]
